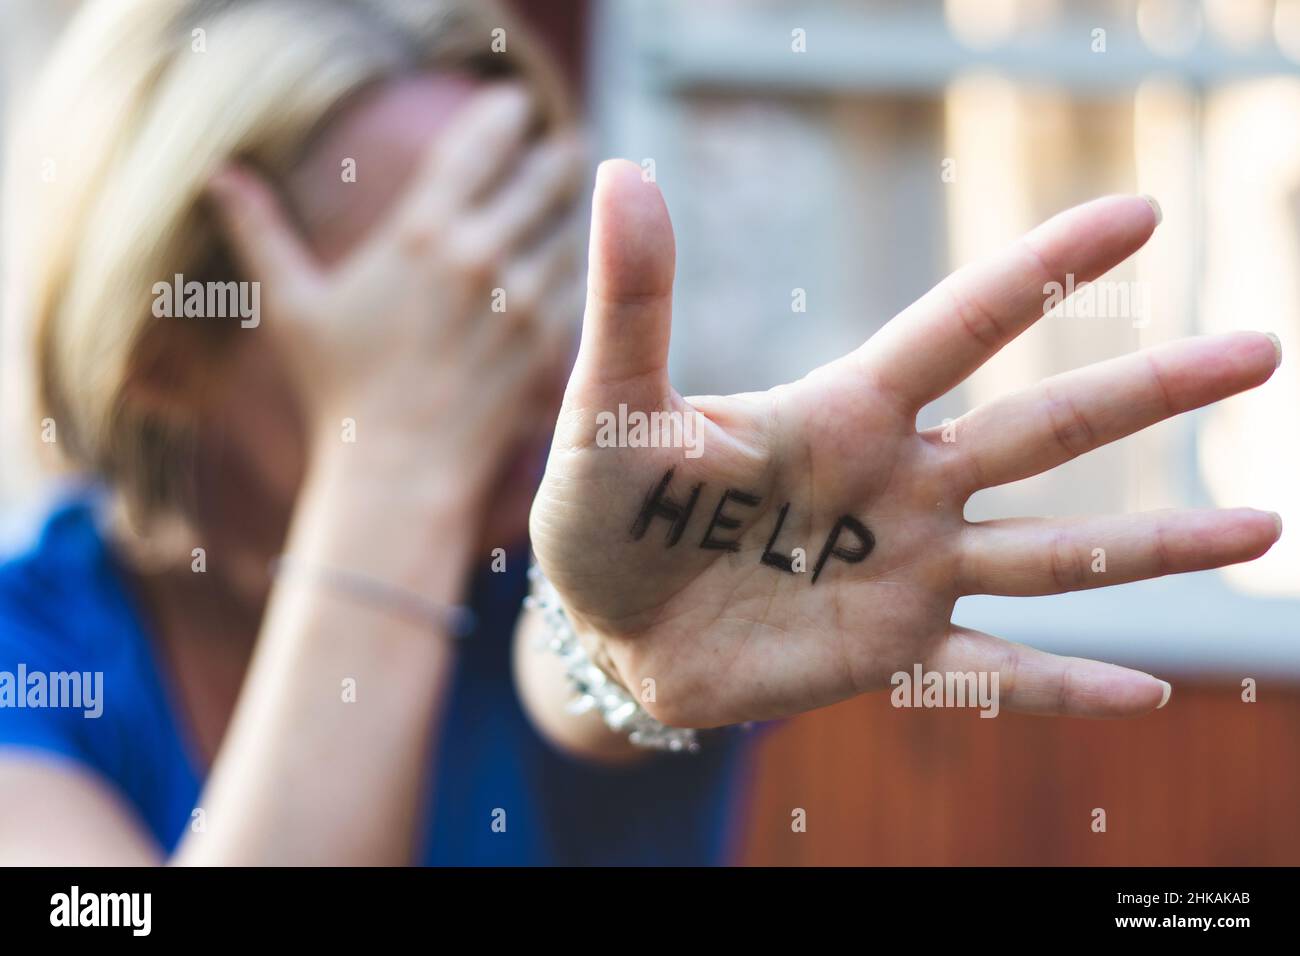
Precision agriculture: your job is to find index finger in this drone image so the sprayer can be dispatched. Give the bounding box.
[393,83,535,229]
[207,164,320,294]
[859,194,1161,413]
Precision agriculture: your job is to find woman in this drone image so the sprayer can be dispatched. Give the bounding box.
[0,0,1283,865]
[0,0,743,866]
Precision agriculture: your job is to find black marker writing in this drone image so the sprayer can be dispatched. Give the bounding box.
[811,515,874,584]
[760,502,796,572]
[630,467,702,546]
[700,489,760,551]
[631,470,875,584]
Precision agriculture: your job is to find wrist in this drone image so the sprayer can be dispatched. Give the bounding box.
[526,568,626,689]
[290,446,480,601]
[526,564,700,752]
[565,608,627,692]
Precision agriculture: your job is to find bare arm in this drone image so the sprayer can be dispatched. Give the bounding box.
[0,759,160,865]
[172,443,476,864]
[0,85,583,864]
[512,603,649,764]
[0,459,473,866]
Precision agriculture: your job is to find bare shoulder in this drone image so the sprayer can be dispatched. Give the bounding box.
[0,753,160,865]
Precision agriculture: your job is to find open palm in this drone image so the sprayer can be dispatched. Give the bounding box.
[530,160,1281,729]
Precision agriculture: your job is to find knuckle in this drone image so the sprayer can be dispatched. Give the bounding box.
[944,279,1005,350]
[506,300,535,331]
[1044,391,1095,458]
[1145,351,1177,413]
[1047,531,1086,591]
[1151,519,1174,573]
[448,233,500,281]
[397,221,443,259]
[949,525,977,592]
[998,646,1022,701]
[489,294,534,336]
[505,275,543,318]
[1056,659,1077,715]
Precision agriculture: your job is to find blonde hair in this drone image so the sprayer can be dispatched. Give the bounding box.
[6,0,563,524]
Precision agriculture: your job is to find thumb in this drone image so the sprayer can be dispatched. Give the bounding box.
[206,164,319,300]
[572,159,675,393]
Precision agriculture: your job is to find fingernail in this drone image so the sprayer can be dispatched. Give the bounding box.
[1141,194,1163,226]
[1266,332,1282,368]
[1271,511,1283,537]
[1157,680,1172,709]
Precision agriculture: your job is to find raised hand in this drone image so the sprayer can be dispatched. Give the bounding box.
[530,160,1281,728]
[208,84,582,507]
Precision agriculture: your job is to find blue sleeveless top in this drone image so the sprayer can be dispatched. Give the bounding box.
[0,495,748,864]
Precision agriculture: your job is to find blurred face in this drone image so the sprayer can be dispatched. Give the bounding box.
[196,72,571,561]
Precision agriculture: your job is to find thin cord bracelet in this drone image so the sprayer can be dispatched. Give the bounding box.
[525,563,700,753]
[269,556,477,639]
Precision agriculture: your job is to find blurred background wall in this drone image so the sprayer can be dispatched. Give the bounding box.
[2,0,1297,865]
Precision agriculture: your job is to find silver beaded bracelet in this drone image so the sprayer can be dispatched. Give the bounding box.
[525,564,700,753]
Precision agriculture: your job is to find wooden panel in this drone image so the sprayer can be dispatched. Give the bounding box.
[738,681,1300,866]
